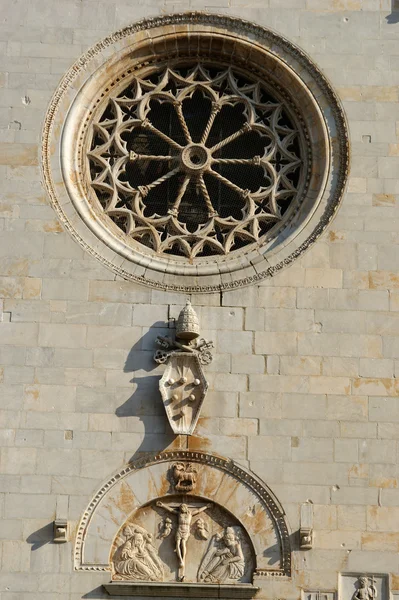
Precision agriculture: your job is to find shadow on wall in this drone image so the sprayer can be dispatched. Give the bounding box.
[386,0,399,23]
[26,522,54,551]
[264,531,299,565]
[82,587,109,599]
[115,319,177,462]
[82,320,185,598]
[27,321,182,600]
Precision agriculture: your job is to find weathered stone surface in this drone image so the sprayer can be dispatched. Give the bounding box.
[0,3,399,599]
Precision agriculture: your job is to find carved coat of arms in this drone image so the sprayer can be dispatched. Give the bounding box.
[154,300,213,435]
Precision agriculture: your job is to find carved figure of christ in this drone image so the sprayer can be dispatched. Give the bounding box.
[156,501,211,579]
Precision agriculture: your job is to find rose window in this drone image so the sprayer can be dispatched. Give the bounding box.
[45,14,348,291]
[88,64,306,259]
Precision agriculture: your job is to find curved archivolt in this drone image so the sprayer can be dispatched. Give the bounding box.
[88,63,305,259]
[73,451,291,576]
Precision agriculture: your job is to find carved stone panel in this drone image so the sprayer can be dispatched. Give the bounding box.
[110,496,255,584]
[113,524,163,582]
[170,462,199,493]
[339,574,389,600]
[198,526,246,584]
[159,353,208,435]
[75,451,290,577]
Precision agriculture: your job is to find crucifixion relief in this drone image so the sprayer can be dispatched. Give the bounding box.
[156,501,212,580]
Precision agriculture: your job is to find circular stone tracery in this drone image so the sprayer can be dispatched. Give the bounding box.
[180,144,210,173]
[88,64,307,259]
[43,13,349,292]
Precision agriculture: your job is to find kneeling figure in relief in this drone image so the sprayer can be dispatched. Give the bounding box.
[198,527,245,583]
[113,525,163,582]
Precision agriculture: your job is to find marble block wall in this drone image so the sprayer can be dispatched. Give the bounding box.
[1,0,399,599]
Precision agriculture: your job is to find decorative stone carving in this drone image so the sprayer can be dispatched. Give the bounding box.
[87,64,305,261]
[112,525,163,582]
[195,518,209,541]
[155,302,213,435]
[198,527,245,583]
[171,462,199,492]
[299,501,314,549]
[339,574,388,600]
[109,497,253,586]
[154,301,214,366]
[53,518,68,543]
[353,577,378,600]
[176,301,201,340]
[43,13,349,293]
[74,451,291,578]
[154,337,214,367]
[156,500,212,580]
[159,353,208,435]
[158,517,173,539]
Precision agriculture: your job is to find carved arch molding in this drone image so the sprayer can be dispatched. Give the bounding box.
[42,12,349,293]
[74,451,291,584]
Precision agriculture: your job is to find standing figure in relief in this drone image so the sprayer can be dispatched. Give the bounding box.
[198,527,245,583]
[113,526,164,582]
[156,501,211,579]
[353,578,377,600]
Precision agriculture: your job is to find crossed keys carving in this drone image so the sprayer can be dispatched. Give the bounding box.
[153,335,213,365]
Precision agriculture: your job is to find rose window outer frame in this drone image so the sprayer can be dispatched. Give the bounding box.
[42,12,350,293]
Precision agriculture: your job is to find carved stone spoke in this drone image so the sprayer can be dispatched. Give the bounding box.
[210,169,250,199]
[137,167,181,197]
[129,151,174,162]
[209,123,252,154]
[89,63,304,259]
[168,176,190,216]
[198,175,218,217]
[142,119,183,150]
[175,101,192,144]
[200,103,221,145]
[213,157,261,166]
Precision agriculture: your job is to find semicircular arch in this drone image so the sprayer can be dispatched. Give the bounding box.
[74,451,291,577]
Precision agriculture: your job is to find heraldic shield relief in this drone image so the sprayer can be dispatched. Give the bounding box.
[154,300,213,435]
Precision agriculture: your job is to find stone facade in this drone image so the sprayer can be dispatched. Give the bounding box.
[1,1,399,599]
